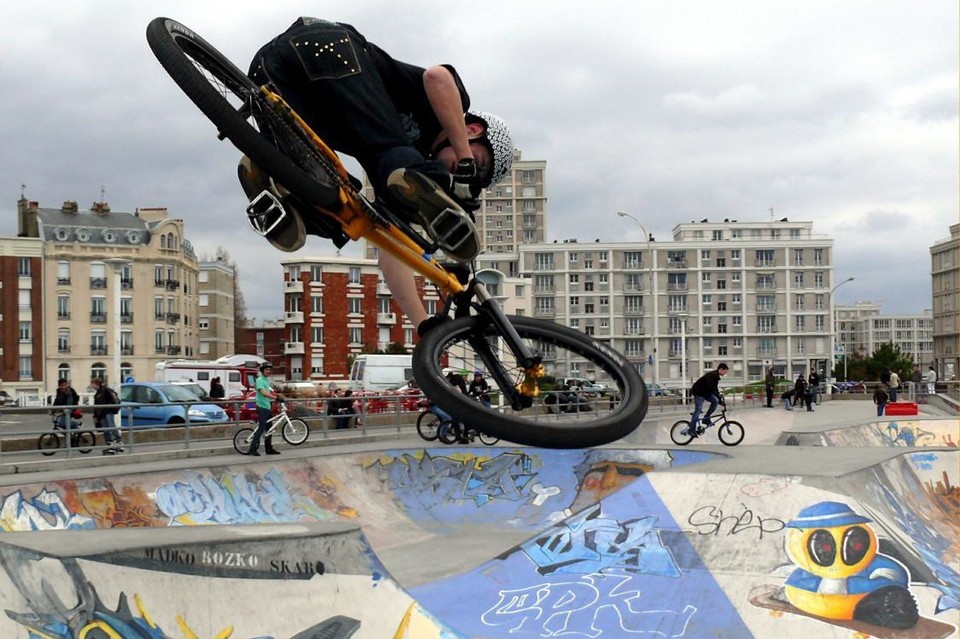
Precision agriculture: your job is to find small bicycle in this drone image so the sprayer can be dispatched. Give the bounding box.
[670,406,744,447]
[232,400,310,454]
[39,411,95,456]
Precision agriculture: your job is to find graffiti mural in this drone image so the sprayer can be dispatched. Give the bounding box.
[0,489,94,531]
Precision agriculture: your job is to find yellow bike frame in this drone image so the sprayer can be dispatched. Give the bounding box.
[260,87,465,297]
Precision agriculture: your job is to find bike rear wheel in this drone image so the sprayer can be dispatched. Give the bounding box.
[146,18,338,207]
[669,420,695,446]
[718,420,745,446]
[414,315,647,449]
[282,419,309,445]
[38,433,60,456]
[416,411,442,442]
[477,431,500,446]
[233,427,255,455]
[815,391,823,406]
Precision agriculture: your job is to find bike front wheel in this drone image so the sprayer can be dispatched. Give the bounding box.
[413,316,647,449]
[670,420,695,446]
[146,18,338,208]
[438,422,462,445]
[38,433,60,456]
[718,420,745,446]
[282,419,309,445]
[477,431,500,446]
[815,392,823,406]
[72,431,95,454]
[233,427,255,455]
[416,411,442,442]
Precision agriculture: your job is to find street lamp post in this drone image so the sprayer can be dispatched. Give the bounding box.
[830,276,855,383]
[616,211,658,388]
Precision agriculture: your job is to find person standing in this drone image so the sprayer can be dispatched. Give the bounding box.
[793,373,807,407]
[764,368,776,408]
[888,369,901,402]
[808,369,821,404]
[912,365,923,396]
[926,366,938,396]
[209,377,226,400]
[91,377,123,454]
[873,385,888,417]
[684,363,729,437]
[247,362,280,456]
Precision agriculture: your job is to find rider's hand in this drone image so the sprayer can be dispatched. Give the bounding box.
[451,159,482,212]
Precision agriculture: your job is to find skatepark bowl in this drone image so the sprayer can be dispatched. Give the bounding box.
[0,399,955,637]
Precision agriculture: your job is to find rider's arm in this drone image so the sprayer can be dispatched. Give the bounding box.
[422,65,471,161]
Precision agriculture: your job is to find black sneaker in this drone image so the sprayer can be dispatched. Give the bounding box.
[387,168,479,262]
[266,449,281,455]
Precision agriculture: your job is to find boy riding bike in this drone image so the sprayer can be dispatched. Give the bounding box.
[683,363,729,437]
[241,17,513,332]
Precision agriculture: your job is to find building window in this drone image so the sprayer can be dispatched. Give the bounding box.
[349,327,362,344]
[348,267,361,284]
[90,362,106,382]
[198,319,210,330]
[57,295,70,319]
[348,298,362,314]
[199,294,209,307]
[17,257,31,276]
[19,356,32,379]
[57,261,70,284]
[19,321,31,342]
[311,296,323,313]
[311,326,324,343]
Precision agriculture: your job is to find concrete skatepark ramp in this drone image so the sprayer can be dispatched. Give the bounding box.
[0,437,954,637]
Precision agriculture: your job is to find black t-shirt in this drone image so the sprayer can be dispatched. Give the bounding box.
[340,23,471,157]
[691,370,722,398]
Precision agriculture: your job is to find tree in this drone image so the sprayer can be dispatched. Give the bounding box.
[834,343,914,381]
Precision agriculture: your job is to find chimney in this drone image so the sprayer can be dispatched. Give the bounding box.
[91,201,111,216]
[61,201,79,213]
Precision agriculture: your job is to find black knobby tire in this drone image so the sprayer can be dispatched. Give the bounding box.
[38,433,60,456]
[718,420,745,446]
[477,431,500,446]
[282,419,309,445]
[413,315,648,449]
[72,431,95,454]
[670,420,695,446]
[146,18,338,208]
[233,427,255,455]
[416,411,441,442]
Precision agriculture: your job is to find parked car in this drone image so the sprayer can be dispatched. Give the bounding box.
[119,382,228,427]
[646,383,670,397]
[560,378,610,397]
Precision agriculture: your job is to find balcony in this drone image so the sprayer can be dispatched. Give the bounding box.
[623,307,644,316]
[284,279,304,294]
[164,279,180,291]
[121,278,134,289]
[534,307,556,318]
[622,260,642,270]
[58,345,71,353]
[154,279,165,287]
[154,312,165,321]
[624,283,643,292]
[284,311,304,324]
[533,286,555,294]
[284,341,305,355]
[757,326,779,334]
[167,346,182,356]
[90,313,107,323]
[534,263,556,271]
[756,348,778,356]
[121,313,134,324]
[166,313,181,324]
[121,346,135,356]
[667,306,688,315]
[377,312,396,325]
[667,283,688,292]
[90,277,107,289]
[755,260,775,267]
[58,312,71,320]
[667,259,687,269]
[755,305,778,313]
[90,345,108,356]
[57,277,71,285]
[755,282,777,290]
[623,327,644,336]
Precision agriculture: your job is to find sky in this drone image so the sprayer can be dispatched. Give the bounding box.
[1,1,956,320]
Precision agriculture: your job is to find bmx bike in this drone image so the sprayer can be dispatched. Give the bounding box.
[416,409,499,446]
[39,411,95,456]
[233,400,310,454]
[669,406,744,447]
[147,18,648,448]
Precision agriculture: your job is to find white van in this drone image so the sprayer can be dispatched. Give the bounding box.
[348,354,414,391]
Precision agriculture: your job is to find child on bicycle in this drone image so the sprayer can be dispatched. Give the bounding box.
[684,363,728,437]
[51,378,80,430]
[241,17,514,333]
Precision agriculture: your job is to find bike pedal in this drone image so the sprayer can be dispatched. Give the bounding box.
[427,207,478,256]
[245,190,287,236]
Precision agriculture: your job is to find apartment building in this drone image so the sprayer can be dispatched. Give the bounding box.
[476,149,547,254]
[198,258,236,359]
[0,238,45,401]
[279,256,440,380]
[931,223,959,380]
[836,302,933,366]
[235,319,287,379]
[518,219,834,386]
[17,198,199,389]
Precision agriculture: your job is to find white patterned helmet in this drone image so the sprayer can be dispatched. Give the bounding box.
[467,111,514,187]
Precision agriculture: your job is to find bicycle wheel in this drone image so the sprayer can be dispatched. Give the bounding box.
[282,419,309,445]
[478,431,500,446]
[146,18,338,207]
[72,431,95,454]
[669,420,695,446]
[233,427,255,454]
[416,411,442,442]
[414,316,648,449]
[38,433,60,456]
[815,391,823,406]
[438,422,462,445]
[718,420,745,446]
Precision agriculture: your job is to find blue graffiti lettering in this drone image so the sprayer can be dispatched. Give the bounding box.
[0,489,94,531]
